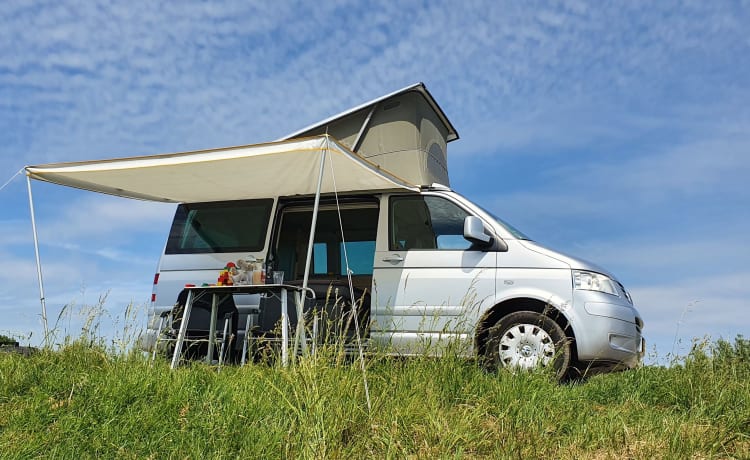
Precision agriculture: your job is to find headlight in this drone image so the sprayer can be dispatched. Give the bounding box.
[572,270,619,296]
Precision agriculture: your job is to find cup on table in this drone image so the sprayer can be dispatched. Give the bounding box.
[272,271,284,284]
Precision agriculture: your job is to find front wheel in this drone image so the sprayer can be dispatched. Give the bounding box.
[484,311,572,380]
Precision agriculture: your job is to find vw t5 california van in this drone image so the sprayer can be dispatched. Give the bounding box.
[145,185,643,378]
[138,83,643,377]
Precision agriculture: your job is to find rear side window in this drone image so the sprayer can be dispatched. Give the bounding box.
[166,199,273,254]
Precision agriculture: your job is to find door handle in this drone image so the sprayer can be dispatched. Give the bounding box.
[382,254,404,263]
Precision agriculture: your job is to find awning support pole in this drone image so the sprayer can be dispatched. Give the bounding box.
[26,174,50,344]
[295,140,328,357]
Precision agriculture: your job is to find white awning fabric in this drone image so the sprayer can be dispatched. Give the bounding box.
[25,136,418,203]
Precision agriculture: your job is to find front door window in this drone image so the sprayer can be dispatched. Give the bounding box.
[390,195,472,251]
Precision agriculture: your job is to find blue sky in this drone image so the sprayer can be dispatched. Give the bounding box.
[1,1,748,362]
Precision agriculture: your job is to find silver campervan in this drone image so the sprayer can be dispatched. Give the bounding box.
[140,84,644,378]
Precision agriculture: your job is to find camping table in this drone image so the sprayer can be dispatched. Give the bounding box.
[169,284,308,369]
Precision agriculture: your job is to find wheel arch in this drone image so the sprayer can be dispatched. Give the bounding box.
[475,297,577,359]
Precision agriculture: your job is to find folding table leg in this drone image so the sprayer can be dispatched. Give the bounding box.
[218,313,232,367]
[170,290,193,369]
[206,293,219,364]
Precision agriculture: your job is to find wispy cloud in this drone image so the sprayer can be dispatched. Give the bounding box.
[33,194,174,242]
[3,1,744,162]
[631,271,750,359]
[479,115,750,228]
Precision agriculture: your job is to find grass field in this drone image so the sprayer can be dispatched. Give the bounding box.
[1,334,748,459]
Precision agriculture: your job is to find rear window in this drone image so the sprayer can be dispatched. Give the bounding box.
[165,199,273,254]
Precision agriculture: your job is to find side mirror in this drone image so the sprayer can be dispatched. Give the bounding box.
[464,216,492,246]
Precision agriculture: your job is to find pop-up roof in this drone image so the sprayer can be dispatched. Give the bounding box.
[282,82,458,187]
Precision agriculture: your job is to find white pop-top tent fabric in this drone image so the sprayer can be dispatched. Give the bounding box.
[25,135,418,203]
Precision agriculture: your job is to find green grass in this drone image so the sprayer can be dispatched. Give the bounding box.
[1,338,748,459]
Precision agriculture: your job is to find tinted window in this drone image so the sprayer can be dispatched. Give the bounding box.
[390,196,472,251]
[475,203,530,240]
[165,199,273,254]
[341,240,376,275]
[313,242,328,274]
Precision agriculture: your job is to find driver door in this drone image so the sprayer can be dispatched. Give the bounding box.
[371,194,496,354]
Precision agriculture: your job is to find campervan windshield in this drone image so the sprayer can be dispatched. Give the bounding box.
[488,213,529,240]
[474,203,530,240]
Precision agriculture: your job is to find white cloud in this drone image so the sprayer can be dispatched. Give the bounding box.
[570,234,750,279]
[631,272,750,361]
[0,218,33,246]
[4,1,748,166]
[478,110,750,227]
[0,252,44,289]
[35,194,174,242]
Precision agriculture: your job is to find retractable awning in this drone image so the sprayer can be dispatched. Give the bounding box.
[25,135,418,203]
[24,134,414,369]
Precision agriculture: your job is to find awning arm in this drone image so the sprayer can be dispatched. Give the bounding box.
[26,173,50,344]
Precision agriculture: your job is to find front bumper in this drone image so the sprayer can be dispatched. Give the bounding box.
[571,293,644,368]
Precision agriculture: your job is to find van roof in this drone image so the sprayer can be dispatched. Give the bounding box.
[279,82,459,143]
[280,82,459,187]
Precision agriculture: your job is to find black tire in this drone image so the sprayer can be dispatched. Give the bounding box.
[484,311,572,380]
